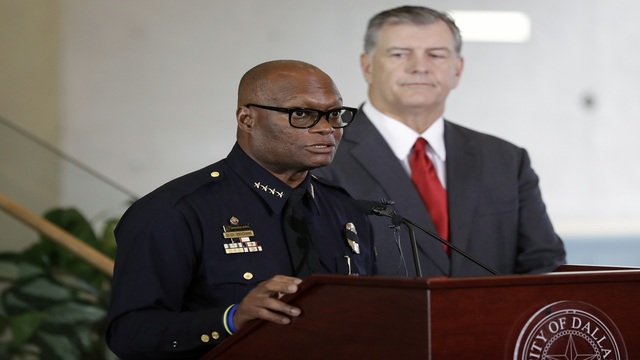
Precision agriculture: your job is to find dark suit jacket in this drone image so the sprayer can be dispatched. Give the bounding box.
[314,108,566,277]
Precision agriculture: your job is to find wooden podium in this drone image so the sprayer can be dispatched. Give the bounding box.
[203,265,639,359]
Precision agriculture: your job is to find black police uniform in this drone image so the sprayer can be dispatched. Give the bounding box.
[106,143,374,359]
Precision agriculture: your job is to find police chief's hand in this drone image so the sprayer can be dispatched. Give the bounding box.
[234,275,302,330]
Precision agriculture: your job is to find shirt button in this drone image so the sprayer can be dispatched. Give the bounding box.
[243,272,253,280]
[210,171,220,178]
[212,331,220,340]
[200,334,210,343]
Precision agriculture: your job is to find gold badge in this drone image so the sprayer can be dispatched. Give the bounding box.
[344,222,360,254]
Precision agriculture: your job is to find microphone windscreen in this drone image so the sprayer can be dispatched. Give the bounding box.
[354,199,380,215]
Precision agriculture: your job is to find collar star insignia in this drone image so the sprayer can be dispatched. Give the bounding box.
[253,181,284,198]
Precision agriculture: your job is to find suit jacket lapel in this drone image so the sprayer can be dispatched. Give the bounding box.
[445,121,482,271]
[346,112,427,222]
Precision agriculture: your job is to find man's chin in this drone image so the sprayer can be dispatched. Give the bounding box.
[308,156,334,170]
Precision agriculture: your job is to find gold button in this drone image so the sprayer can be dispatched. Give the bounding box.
[211,331,220,340]
[200,334,210,343]
[243,272,253,280]
[210,171,220,178]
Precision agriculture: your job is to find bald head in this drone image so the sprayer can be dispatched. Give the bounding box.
[234,60,346,187]
[237,60,337,106]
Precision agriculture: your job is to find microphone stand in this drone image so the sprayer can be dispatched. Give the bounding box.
[401,217,501,276]
[403,221,423,278]
[366,201,501,276]
[374,203,424,277]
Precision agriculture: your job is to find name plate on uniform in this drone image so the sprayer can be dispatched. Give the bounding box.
[222,219,262,254]
[222,224,255,239]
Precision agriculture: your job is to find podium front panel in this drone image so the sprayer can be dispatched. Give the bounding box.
[204,269,640,359]
[427,269,639,358]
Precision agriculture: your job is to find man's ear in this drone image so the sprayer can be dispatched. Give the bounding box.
[360,52,373,85]
[451,55,464,89]
[236,106,254,132]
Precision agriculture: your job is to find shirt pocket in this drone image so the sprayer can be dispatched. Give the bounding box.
[205,254,277,287]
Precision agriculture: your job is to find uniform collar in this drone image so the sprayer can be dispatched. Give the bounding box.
[226,143,318,214]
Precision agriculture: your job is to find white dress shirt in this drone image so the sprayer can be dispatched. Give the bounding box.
[362,101,447,188]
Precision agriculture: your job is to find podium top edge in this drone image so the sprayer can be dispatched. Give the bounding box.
[293,267,640,292]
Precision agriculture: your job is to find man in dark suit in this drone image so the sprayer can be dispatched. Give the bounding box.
[314,5,566,278]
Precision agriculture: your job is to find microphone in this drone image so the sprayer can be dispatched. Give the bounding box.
[356,199,422,277]
[356,200,501,277]
[355,199,401,223]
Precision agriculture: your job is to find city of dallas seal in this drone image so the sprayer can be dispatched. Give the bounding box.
[514,300,627,360]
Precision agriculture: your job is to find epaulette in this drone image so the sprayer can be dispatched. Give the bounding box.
[310,173,352,196]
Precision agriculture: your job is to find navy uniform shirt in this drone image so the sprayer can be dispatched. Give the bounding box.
[106,143,374,359]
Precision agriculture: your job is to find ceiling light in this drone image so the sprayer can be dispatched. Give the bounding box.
[448,11,531,43]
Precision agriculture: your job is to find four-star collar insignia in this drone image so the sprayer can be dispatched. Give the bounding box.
[253,181,284,198]
[253,181,316,199]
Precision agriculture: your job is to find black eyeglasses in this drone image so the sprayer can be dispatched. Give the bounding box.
[246,104,358,129]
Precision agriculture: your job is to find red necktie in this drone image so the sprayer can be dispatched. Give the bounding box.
[410,138,449,250]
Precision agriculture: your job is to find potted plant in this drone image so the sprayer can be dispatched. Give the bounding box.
[0,207,118,360]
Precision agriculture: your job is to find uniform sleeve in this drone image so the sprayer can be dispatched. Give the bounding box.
[514,149,567,273]
[106,199,232,359]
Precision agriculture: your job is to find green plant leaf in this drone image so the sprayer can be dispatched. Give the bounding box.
[43,302,106,325]
[2,275,77,315]
[0,263,17,282]
[36,331,80,360]
[3,291,35,313]
[43,208,98,248]
[73,324,94,352]
[0,254,44,279]
[100,218,118,258]
[0,254,21,281]
[18,277,72,303]
[8,310,45,344]
[51,271,100,299]
[16,261,45,280]
[30,208,94,274]
[0,311,9,331]
[21,241,57,269]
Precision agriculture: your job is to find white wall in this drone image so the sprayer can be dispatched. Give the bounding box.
[58,0,640,239]
[0,0,60,251]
